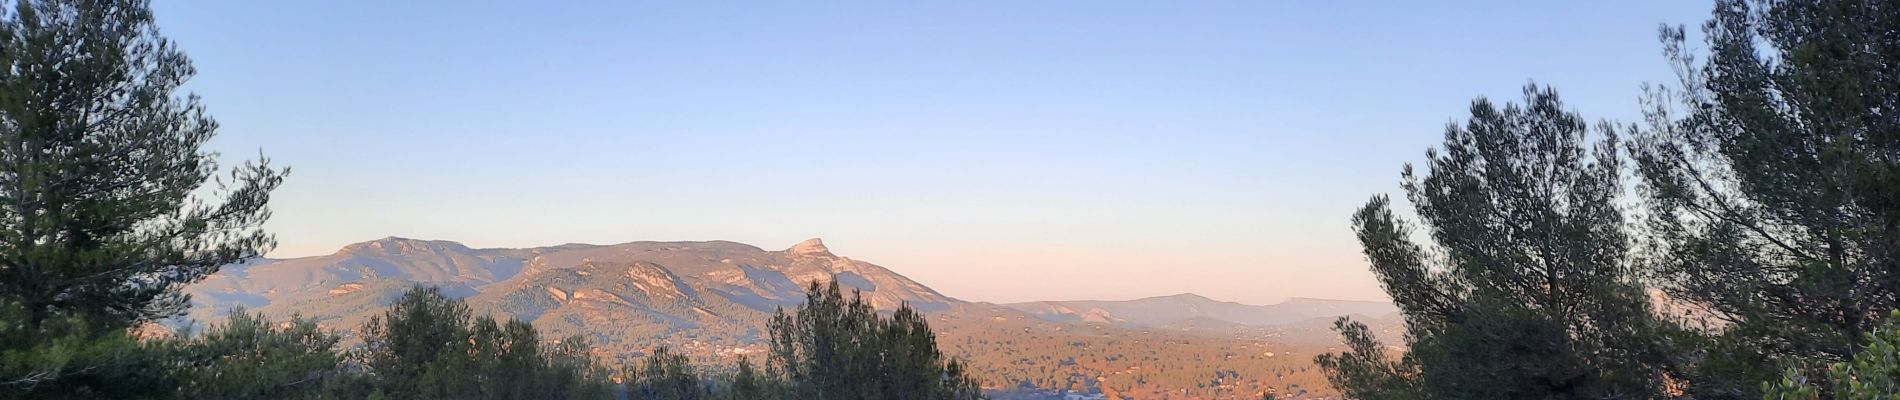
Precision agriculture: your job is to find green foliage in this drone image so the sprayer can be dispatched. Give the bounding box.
[352,286,617,399]
[714,356,781,400]
[1765,311,1900,399]
[0,302,173,398]
[0,0,285,334]
[616,280,993,400]
[1631,0,1900,396]
[547,335,619,400]
[357,286,474,398]
[1313,318,1420,400]
[768,280,983,400]
[170,307,341,399]
[1319,86,1679,399]
[0,0,285,395]
[1,306,339,400]
[603,280,984,399]
[4,281,986,400]
[627,345,710,400]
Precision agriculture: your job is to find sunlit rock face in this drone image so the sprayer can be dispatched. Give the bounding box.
[185,237,961,345]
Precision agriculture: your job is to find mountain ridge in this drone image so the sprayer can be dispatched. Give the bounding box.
[1001,291,1399,329]
[182,236,1396,398]
[190,237,1393,333]
[185,237,962,337]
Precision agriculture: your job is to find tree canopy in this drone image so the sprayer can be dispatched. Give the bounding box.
[1317,86,1674,399]
[1322,1,1900,399]
[0,0,284,395]
[1629,0,1900,396]
[768,280,984,400]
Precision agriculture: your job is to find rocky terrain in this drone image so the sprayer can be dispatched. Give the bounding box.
[184,237,1401,398]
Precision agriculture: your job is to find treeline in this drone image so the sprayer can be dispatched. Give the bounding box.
[8,279,983,399]
[0,0,982,398]
[1317,0,1900,399]
[3,285,616,399]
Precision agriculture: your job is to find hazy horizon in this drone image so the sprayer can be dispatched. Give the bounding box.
[157,1,1708,304]
[270,234,1406,305]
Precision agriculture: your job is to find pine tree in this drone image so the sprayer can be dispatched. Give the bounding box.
[1764,311,1900,399]
[715,356,781,400]
[358,286,473,399]
[0,0,285,333]
[545,334,617,400]
[1317,86,1677,399]
[0,303,171,398]
[0,0,284,396]
[353,286,615,400]
[768,280,983,400]
[171,307,341,399]
[1631,0,1900,396]
[628,345,708,400]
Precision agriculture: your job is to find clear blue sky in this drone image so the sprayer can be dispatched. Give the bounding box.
[154,1,1713,304]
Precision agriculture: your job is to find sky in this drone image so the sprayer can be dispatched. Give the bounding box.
[152,1,1715,305]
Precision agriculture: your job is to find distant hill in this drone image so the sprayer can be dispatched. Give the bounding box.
[187,237,957,342]
[184,237,1399,398]
[1002,293,1399,329]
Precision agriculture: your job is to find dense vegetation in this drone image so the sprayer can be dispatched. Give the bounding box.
[1317,86,1676,399]
[332,286,618,399]
[1765,311,1900,399]
[1318,0,1900,399]
[5,280,981,399]
[0,0,284,397]
[766,281,984,400]
[616,280,984,400]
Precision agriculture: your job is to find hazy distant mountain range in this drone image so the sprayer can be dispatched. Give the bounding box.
[186,237,962,345]
[1005,293,1398,329]
[186,237,1391,337]
[182,236,1402,397]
